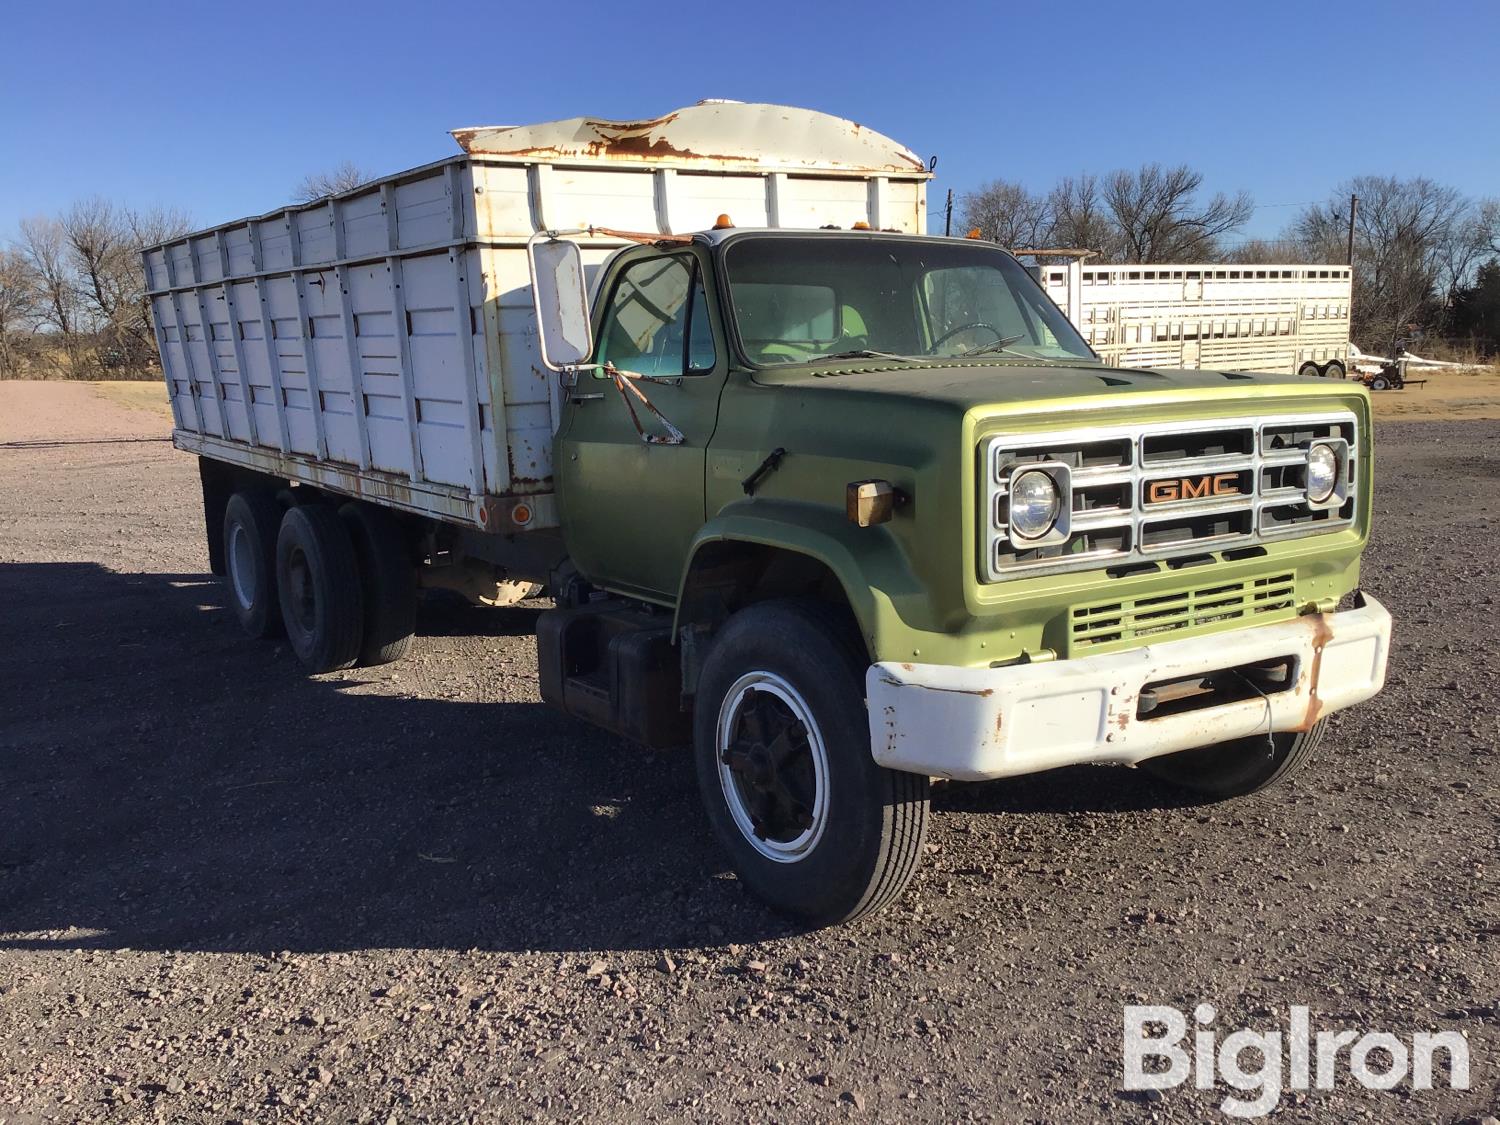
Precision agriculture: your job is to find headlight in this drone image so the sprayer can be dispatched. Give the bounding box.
[1009,469,1061,540]
[1305,442,1339,503]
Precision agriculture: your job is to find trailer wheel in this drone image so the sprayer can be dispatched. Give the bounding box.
[1298,361,1321,378]
[339,503,417,666]
[275,504,364,673]
[223,490,285,639]
[693,599,930,924]
[1322,360,1346,379]
[1142,721,1326,801]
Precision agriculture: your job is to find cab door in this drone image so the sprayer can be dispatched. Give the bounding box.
[556,247,724,600]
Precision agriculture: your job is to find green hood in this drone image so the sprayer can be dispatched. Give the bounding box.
[750,357,1310,411]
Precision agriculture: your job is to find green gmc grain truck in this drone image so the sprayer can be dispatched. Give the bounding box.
[147,103,1391,923]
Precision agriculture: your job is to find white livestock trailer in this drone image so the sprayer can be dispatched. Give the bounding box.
[1033,259,1353,378]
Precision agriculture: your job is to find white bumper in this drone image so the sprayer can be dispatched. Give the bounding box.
[866,594,1391,782]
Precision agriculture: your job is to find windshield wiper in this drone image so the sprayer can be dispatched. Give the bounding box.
[954,334,1027,358]
[813,349,918,363]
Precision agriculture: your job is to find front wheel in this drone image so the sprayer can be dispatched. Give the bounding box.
[1141,721,1326,801]
[693,600,929,924]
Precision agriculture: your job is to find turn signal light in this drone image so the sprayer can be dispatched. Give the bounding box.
[847,479,902,526]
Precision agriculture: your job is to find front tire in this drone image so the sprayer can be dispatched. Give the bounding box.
[693,600,929,924]
[275,504,364,673]
[1141,721,1326,800]
[1298,361,1321,378]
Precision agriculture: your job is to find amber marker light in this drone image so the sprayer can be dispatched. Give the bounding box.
[847,480,901,527]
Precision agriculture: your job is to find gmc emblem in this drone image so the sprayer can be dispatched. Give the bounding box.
[1147,473,1240,504]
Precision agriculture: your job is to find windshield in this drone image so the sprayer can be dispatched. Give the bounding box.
[723,235,1095,367]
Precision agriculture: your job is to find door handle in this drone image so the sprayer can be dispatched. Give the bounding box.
[569,392,606,402]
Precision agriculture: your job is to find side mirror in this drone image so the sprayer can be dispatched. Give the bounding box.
[527,235,593,371]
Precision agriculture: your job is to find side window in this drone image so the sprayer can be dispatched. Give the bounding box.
[597,255,717,377]
[686,271,716,373]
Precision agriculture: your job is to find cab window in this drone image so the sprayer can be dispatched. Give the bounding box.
[597,255,716,376]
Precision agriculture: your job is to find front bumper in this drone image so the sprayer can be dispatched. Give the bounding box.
[866,594,1391,781]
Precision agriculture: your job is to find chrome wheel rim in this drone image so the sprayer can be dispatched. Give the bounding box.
[228,522,256,611]
[716,671,830,863]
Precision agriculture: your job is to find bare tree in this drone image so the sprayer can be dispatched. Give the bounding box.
[1482,199,1500,256]
[295,161,371,203]
[1046,175,1120,258]
[119,206,194,368]
[8,203,192,378]
[958,180,1052,249]
[1224,237,1314,264]
[0,249,40,377]
[125,205,194,251]
[1103,164,1252,262]
[1434,206,1495,319]
[17,216,78,338]
[63,199,133,335]
[1295,176,1470,352]
[16,216,90,375]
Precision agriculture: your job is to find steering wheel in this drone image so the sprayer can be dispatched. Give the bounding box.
[930,321,1004,352]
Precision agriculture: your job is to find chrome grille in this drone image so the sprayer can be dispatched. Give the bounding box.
[982,412,1357,580]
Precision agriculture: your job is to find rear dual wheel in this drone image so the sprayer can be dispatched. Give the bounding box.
[221,488,417,672]
[339,503,417,666]
[223,491,284,639]
[276,505,364,673]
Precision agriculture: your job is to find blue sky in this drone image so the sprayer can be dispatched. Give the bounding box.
[3,0,1497,243]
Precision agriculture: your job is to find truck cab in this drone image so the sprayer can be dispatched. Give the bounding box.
[530,225,1392,923]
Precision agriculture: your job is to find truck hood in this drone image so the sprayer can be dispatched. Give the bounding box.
[750,357,1311,410]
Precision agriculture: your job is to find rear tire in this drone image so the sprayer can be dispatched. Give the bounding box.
[275,504,364,673]
[339,503,417,666]
[693,599,930,925]
[1141,721,1326,801]
[222,490,284,639]
[1322,360,1346,379]
[1298,361,1321,378]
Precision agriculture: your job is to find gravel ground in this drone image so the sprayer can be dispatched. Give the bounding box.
[1,382,1497,1124]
